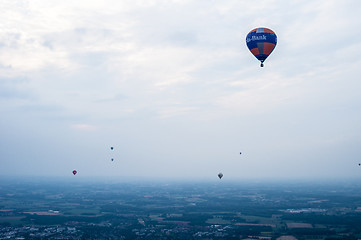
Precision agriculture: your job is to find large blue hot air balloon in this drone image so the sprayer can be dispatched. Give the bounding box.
[246,27,277,67]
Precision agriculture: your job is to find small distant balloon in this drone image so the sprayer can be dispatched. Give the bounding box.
[240,152,242,155]
[111,147,114,150]
[359,163,361,166]
[218,173,223,179]
[111,158,114,162]
[72,170,77,175]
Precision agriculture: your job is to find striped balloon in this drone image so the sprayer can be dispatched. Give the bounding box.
[246,27,277,67]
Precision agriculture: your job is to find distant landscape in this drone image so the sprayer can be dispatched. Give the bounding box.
[1,177,361,239]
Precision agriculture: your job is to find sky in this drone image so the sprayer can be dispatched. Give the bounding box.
[1,0,361,180]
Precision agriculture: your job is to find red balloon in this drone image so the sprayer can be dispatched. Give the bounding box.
[72,170,77,175]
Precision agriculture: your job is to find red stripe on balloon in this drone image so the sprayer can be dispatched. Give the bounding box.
[263,43,276,55]
[263,28,275,34]
[251,48,259,56]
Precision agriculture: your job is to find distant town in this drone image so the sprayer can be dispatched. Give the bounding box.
[1,178,361,239]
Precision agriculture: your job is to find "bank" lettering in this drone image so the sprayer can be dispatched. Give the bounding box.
[246,35,267,43]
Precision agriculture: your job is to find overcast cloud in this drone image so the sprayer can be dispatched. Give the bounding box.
[1,0,361,180]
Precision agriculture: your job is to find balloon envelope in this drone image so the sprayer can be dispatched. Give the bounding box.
[218,173,223,179]
[246,27,277,67]
[72,170,77,175]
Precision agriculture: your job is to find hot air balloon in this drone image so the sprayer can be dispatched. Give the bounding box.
[240,152,242,155]
[110,147,114,150]
[72,170,77,175]
[218,173,223,179]
[246,27,277,67]
[111,158,114,162]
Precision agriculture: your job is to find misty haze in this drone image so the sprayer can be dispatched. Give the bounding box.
[1,1,361,239]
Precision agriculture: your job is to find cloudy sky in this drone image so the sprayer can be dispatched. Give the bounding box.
[1,0,361,180]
